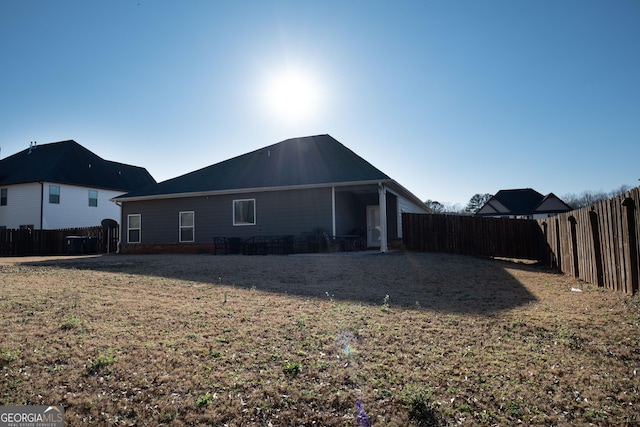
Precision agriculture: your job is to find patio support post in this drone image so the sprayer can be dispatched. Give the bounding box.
[378,183,388,253]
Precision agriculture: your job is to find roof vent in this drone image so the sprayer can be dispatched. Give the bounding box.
[28,141,37,154]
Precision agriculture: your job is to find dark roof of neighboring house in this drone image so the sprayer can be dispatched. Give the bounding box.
[0,140,156,191]
[493,188,545,215]
[117,134,391,199]
[476,188,572,216]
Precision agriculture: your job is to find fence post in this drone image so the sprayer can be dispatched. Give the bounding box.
[588,209,604,287]
[622,198,639,294]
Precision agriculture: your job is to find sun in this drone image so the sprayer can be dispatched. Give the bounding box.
[262,67,323,123]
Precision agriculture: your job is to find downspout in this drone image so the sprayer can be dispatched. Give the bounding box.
[331,186,336,237]
[39,182,43,230]
[115,201,122,253]
[378,182,388,253]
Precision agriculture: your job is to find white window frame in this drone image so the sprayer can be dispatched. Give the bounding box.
[88,190,98,207]
[233,199,256,226]
[49,185,60,204]
[127,214,141,243]
[179,211,195,242]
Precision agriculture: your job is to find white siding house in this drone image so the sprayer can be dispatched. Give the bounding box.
[0,140,155,230]
[0,183,41,229]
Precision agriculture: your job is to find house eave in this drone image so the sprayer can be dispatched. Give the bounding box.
[111,179,396,203]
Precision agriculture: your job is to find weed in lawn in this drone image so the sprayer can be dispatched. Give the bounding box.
[87,349,117,375]
[283,361,300,379]
[401,384,442,426]
[0,348,19,367]
[61,312,81,330]
[505,399,524,417]
[381,294,390,312]
[195,392,212,407]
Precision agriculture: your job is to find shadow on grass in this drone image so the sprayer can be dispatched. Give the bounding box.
[16,251,544,314]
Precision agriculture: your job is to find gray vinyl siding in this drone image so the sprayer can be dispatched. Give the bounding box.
[121,187,334,244]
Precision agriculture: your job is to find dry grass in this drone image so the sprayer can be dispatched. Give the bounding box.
[0,251,639,426]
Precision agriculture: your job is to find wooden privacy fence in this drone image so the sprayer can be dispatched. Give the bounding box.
[537,187,640,295]
[403,186,640,294]
[402,213,543,260]
[0,226,119,257]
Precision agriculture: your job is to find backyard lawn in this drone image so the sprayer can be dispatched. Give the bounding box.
[1,251,638,426]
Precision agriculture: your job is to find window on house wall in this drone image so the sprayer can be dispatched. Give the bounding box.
[233,199,255,226]
[0,188,7,206]
[128,214,141,243]
[88,190,98,207]
[179,211,194,242]
[49,185,60,204]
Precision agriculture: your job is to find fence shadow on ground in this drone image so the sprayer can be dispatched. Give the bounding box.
[13,251,543,315]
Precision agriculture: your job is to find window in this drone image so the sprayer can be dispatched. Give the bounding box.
[49,185,60,204]
[233,199,255,226]
[88,190,98,207]
[128,214,141,243]
[179,211,194,242]
[0,188,6,206]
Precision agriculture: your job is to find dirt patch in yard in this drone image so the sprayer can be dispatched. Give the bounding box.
[1,251,639,426]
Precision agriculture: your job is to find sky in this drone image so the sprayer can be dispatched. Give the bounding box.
[1,1,638,207]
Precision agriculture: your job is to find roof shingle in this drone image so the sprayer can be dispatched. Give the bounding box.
[118,135,390,199]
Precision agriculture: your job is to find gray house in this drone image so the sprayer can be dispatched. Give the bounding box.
[113,135,429,253]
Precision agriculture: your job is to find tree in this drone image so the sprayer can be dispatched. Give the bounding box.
[465,193,492,214]
[424,200,445,213]
[562,185,631,209]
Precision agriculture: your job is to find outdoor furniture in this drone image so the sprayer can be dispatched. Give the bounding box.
[243,235,294,255]
[213,237,228,255]
[322,232,342,253]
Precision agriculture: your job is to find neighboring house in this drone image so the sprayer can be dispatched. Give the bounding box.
[0,140,156,230]
[474,188,572,219]
[114,134,430,253]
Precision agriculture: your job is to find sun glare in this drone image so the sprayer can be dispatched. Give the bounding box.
[262,67,323,123]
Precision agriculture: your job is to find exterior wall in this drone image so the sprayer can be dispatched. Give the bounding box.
[0,182,122,230]
[397,193,428,238]
[41,182,123,229]
[476,199,508,216]
[120,187,334,249]
[0,183,41,229]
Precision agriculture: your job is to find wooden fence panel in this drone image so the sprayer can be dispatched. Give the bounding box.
[0,226,119,257]
[403,187,640,294]
[535,187,639,294]
[402,213,542,260]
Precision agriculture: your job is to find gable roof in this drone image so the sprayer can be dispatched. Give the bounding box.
[117,134,392,200]
[475,188,572,217]
[0,140,156,192]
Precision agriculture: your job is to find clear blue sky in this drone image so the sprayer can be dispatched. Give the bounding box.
[1,1,638,207]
